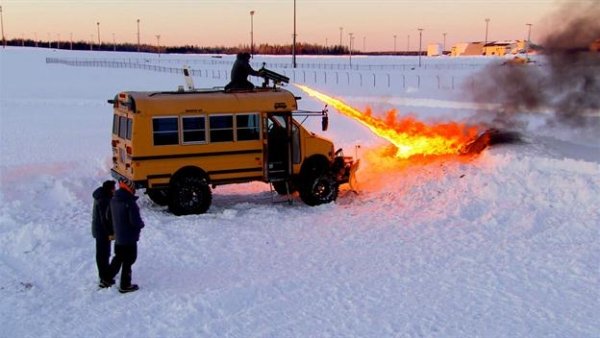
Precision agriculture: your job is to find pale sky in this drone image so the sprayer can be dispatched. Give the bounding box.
[0,0,585,51]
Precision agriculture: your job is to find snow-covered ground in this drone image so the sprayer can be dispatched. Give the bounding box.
[0,47,598,337]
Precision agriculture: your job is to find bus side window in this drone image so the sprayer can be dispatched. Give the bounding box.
[210,115,234,142]
[236,113,260,141]
[152,117,179,146]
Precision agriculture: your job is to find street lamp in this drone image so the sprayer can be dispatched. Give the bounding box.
[526,23,532,52]
[407,34,410,52]
[250,10,255,57]
[418,28,423,67]
[394,34,397,53]
[484,18,490,45]
[443,32,447,54]
[348,32,353,67]
[97,22,101,45]
[292,0,296,68]
[113,33,116,51]
[155,34,160,57]
[363,36,366,53]
[0,5,5,48]
[70,32,73,50]
[137,19,141,52]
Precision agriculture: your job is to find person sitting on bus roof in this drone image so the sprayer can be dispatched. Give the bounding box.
[224,52,261,91]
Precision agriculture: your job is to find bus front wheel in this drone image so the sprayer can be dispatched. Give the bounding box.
[168,174,212,215]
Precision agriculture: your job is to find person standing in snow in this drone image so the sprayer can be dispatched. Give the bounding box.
[224,52,261,91]
[91,180,116,288]
[108,178,145,293]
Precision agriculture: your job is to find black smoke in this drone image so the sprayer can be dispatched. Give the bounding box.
[468,2,600,130]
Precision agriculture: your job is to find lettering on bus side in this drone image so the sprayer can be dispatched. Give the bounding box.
[274,102,287,110]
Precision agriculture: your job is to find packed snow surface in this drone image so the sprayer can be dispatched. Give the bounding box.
[1,48,599,337]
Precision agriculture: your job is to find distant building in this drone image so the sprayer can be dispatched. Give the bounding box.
[484,40,528,56]
[427,43,442,56]
[451,42,484,56]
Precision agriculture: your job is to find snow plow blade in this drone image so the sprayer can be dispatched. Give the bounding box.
[460,128,523,155]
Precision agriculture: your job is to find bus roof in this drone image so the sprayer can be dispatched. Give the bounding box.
[124,87,298,115]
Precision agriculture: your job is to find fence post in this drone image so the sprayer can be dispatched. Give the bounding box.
[359,73,363,86]
[417,75,421,88]
[373,73,376,87]
[336,72,339,85]
[387,73,391,88]
[346,72,350,85]
[324,72,327,84]
[303,71,306,83]
[437,75,441,89]
[314,71,317,83]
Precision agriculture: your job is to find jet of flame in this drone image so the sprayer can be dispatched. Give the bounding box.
[295,84,484,159]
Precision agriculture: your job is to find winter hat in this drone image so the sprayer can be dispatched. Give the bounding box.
[119,178,135,192]
[102,180,116,192]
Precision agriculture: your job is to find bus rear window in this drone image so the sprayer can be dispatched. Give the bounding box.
[112,115,119,135]
[118,116,128,139]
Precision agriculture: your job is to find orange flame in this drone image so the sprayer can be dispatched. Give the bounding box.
[295,84,484,159]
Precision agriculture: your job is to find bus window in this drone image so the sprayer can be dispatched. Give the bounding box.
[118,116,128,139]
[210,115,234,142]
[236,113,260,141]
[182,116,206,144]
[126,118,133,140]
[112,115,119,135]
[153,117,179,145]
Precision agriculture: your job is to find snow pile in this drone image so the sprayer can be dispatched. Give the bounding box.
[0,47,598,337]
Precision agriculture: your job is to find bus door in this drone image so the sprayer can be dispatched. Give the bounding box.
[265,113,292,181]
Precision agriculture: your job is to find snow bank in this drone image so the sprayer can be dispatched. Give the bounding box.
[0,47,598,337]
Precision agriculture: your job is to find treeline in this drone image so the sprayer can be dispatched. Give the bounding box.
[2,39,352,55]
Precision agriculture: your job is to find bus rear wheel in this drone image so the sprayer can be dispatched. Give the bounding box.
[168,174,212,215]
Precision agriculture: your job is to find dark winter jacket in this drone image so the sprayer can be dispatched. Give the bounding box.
[91,187,113,239]
[109,189,145,245]
[225,53,260,90]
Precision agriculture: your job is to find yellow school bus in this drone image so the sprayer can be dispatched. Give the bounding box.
[109,86,357,215]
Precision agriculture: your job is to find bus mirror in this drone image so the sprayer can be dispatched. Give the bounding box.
[322,115,329,131]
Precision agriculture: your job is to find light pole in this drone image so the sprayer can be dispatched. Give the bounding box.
[113,33,116,51]
[56,33,60,49]
[418,28,423,67]
[348,32,353,67]
[34,32,38,48]
[339,27,343,46]
[292,0,296,68]
[48,33,51,48]
[137,19,140,52]
[363,36,366,53]
[97,21,101,47]
[90,34,93,50]
[484,18,490,45]
[407,34,410,53]
[250,10,255,57]
[70,32,73,50]
[155,34,160,57]
[443,32,447,54]
[393,34,397,53]
[0,5,5,49]
[526,23,532,52]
